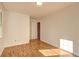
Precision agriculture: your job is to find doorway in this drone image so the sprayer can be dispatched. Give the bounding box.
[37,22,40,40]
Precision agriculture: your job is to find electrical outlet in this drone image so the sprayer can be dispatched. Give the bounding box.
[15,40,16,42]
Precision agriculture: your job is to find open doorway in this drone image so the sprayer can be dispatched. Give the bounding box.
[37,22,40,40]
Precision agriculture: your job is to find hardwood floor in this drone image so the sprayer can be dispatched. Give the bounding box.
[1,39,75,57]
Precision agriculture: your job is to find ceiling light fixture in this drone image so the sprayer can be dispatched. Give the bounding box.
[36,2,43,6]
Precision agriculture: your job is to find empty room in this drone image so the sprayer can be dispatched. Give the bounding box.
[0,2,79,57]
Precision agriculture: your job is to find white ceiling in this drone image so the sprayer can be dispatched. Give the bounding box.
[3,2,77,19]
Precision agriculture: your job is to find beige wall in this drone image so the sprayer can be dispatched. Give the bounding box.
[40,6,79,56]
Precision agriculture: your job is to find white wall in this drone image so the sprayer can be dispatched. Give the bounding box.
[30,18,41,40]
[30,19,40,40]
[0,3,31,55]
[40,6,79,56]
[2,10,30,47]
[0,3,4,55]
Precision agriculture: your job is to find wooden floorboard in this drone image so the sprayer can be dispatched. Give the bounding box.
[1,39,75,57]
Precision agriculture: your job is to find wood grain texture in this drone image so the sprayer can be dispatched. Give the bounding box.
[1,39,75,57]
